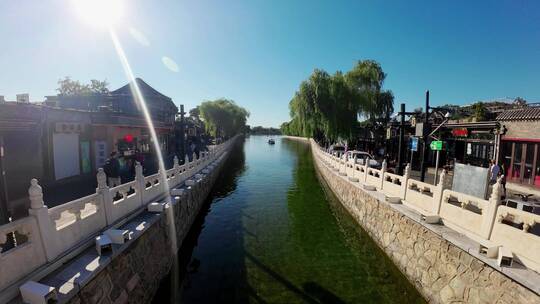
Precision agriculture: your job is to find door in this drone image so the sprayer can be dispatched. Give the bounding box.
[0,136,9,224]
[53,133,80,180]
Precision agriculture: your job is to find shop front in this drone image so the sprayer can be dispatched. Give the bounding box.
[497,108,540,188]
[441,122,500,168]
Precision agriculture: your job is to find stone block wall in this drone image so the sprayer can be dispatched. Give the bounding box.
[312,143,539,304]
[502,120,540,139]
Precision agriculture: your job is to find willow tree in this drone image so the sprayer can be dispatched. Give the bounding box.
[281,59,394,143]
[199,99,249,138]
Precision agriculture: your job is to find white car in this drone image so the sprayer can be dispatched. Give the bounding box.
[344,151,380,168]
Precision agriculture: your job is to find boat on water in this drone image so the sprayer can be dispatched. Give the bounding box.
[268,138,275,145]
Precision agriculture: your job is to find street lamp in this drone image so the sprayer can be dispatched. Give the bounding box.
[396,103,417,175]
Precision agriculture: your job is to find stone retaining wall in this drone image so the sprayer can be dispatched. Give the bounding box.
[310,140,539,304]
[59,141,238,304]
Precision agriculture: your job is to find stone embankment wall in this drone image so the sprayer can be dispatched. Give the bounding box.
[38,138,240,304]
[302,138,538,304]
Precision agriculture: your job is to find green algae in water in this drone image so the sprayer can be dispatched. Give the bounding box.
[166,136,424,303]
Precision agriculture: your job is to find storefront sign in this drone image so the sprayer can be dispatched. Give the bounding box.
[452,128,468,137]
[410,137,418,152]
[430,140,444,151]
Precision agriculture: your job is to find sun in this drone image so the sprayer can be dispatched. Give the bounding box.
[72,0,124,28]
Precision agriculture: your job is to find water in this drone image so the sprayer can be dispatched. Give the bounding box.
[155,136,424,304]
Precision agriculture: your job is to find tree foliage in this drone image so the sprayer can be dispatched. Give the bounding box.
[57,77,109,95]
[189,106,200,120]
[199,99,249,138]
[472,102,487,121]
[281,60,394,143]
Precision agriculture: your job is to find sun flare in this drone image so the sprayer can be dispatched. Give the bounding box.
[72,0,124,28]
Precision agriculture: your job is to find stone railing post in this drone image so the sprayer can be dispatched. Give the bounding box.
[184,155,190,171]
[173,155,179,169]
[27,179,61,261]
[134,162,145,206]
[96,168,114,225]
[363,159,369,183]
[380,159,387,189]
[352,155,358,180]
[434,169,448,215]
[482,176,503,239]
[401,163,411,199]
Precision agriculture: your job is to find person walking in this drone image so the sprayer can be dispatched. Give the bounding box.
[104,151,121,187]
[489,159,500,185]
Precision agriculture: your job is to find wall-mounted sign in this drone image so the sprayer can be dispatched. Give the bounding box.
[55,123,84,133]
[410,116,416,127]
[410,137,418,152]
[415,122,424,137]
[124,134,134,143]
[452,128,468,137]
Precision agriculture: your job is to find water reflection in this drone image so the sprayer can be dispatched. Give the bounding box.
[154,136,424,304]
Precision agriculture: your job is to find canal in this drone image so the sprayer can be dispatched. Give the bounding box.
[154,136,424,303]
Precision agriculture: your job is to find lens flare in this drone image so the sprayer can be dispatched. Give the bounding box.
[162,56,179,73]
[72,0,124,27]
[109,28,177,254]
[129,27,150,47]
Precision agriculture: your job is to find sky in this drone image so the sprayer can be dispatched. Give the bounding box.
[1,0,539,127]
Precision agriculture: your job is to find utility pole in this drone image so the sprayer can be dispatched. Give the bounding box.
[420,90,430,182]
[397,103,406,175]
[178,105,186,163]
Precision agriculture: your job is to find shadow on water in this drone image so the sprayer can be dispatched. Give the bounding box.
[153,136,424,304]
[152,138,247,303]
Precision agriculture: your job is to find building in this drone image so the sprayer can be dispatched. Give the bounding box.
[0,78,180,222]
[497,107,540,188]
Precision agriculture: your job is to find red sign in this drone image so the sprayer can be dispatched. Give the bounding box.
[124,134,134,142]
[452,128,468,137]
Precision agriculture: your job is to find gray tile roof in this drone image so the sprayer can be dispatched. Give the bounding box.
[496,108,540,121]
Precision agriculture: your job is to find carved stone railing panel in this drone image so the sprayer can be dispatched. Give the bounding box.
[439,189,489,242]
[491,206,540,273]
[0,217,46,291]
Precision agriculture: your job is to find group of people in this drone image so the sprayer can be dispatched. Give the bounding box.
[103,151,145,187]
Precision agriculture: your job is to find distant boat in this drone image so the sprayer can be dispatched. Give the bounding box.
[268,138,275,145]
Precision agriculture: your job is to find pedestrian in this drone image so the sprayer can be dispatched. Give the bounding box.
[104,151,121,187]
[489,159,500,185]
[499,162,507,198]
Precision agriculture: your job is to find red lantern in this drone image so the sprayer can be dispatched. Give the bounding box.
[124,134,134,142]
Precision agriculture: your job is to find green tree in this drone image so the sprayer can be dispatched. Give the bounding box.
[281,59,393,144]
[473,102,487,121]
[56,77,109,95]
[189,106,200,120]
[199,99,249,138]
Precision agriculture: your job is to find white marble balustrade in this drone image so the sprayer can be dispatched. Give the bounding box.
[313,140,540,275]
[0,136,237,293]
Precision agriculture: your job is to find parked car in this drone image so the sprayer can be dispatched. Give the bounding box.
[344,150,380,168]
[329,144,346,156]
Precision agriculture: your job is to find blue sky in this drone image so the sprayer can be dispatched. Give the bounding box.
[1,1,539,127]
